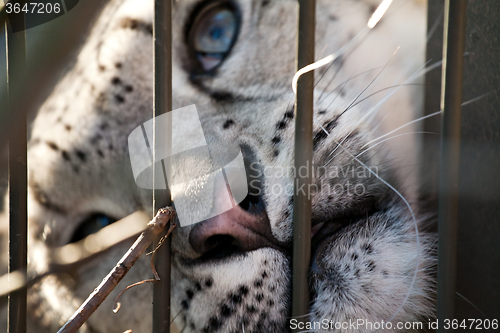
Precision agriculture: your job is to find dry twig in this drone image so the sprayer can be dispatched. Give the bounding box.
[57,207,176,333]
[112,221,176,313]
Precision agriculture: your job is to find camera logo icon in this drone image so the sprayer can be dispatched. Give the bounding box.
[128,105,248,227]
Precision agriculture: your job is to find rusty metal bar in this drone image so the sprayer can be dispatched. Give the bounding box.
[152,0,172,332]
[291,0,315,329]
[5,4,27,333]
[437,0,468,329]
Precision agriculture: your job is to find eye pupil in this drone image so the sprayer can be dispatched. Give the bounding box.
[68,214,116,244]
[210,27,223,40]
[189,4,239,71]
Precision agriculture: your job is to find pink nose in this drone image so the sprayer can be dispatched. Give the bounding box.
[189,204,283,256]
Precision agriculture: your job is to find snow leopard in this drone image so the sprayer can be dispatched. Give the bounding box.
[0,0,435,332]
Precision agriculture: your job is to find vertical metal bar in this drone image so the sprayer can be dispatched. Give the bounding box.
[291,0,314,330]
[153,0,172,332]
[6,5,27,333]
[437,0,467,329]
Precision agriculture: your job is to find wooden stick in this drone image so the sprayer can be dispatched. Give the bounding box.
[57,207,176,333]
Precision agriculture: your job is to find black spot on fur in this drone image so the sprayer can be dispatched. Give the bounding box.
[100,122,109,130]
[313,130,328,149]
[64,124,72,131]
[230,293,242,304]
[195,282,202,291]
[97,149,104,158]
[220,304,233,317]
[271,136,281,144]
[98,65,106,72]
[124,85,134,92]
[254,280,263,288]
[111,77,122,85]
[261,271,268,279]
[61,150,71,161]
[207,316,222,331]
[351,253,359,261]
[382,270,389,277]
[115,62,122,69]
[262,0,270,6]
[247,305,257,313]
[313,119,338,150]
[276,120,287,130]
[181,300,189,309]
[186,290,194,300]
[210,90,236,102]
[205,278,213,288]
[367,261,376,272]
[46,141,59,151]
[75,150,86,162]
[223,119,234,129]
[284,109,294,119]
[255,293,264,302]
[318,110,327,115]
[239,285,249,296]
[120,17,153,35]
[115,94,125,103]
[273,149,280,157]
[268,299,274,306]
[362,243,373,255]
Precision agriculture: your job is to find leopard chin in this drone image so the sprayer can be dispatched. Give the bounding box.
[0,0,436,332]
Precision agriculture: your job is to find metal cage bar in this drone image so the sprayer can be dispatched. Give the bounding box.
[5,6,27,333]
[437,0,468,329]
[152,0,173,333]
[291,0,315,329]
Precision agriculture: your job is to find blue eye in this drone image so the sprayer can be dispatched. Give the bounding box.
[190,4,239,71]
[69,214,116,243]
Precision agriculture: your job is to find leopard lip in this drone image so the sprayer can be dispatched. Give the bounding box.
[310,212,379,265]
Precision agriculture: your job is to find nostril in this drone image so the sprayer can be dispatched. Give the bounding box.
[188,203,287,261]
[201,234,243,259]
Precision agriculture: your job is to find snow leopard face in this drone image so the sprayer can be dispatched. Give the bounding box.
[1,0,436,332]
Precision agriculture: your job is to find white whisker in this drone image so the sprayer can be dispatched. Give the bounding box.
[461,91,493,107]
[323,60,431,167]
[357,131,438,158]
[361,110,442,149]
